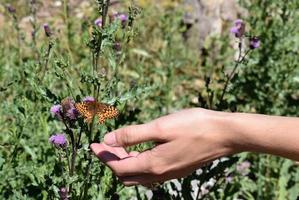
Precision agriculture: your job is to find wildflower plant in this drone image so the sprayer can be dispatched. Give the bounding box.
[40,1,152,199]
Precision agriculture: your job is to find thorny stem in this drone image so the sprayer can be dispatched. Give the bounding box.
[29,0,42,67]
[65,148,71,173]
[70,140,76,174]
[218,39,251,106]
[80,156,93,199]
[135,186,142,200]
[9,12,23,80]
[92,0,110,99]
[204,76,213,109]
[58,151,65,175]
[80,1,111,198]
[76,128,83,147]
[61,69,76,100]
[90,0,111,141]
[62,119,77,195]
[63,0,73,61]
[11,14,22,63]
[40,41,53,82]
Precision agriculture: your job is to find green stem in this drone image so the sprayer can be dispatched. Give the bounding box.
[58,151,64,174]
[62,69,76,100]
[76,128,83,147]
[30,1,42,67]
[63,0,73,60]
[80,156,93,200]
[62,120,77,196]
[80,2,112,198]
[92,0,111,108]
[40,41,53,83]
[10,13,23,80]
[218,40,251,107]
[65,148,71,173]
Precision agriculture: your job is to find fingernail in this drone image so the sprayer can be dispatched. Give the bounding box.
[104,133,117,146]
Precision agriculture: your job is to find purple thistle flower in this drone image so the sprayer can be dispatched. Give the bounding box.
[61,97,79,120]
[49,134,67,148]
[118,14,128,23]
[236,161,251,176]
[249,36,260,49]
[43,23,52,37]
[230,19,245,38]
[59,187,68,200]
[225,175,233,183]
[94,18,102,27]
[66,107,79,120]
[83,96,95,102]
[117,14,128,27]
[6,5,16,14]
[50,104,62,120]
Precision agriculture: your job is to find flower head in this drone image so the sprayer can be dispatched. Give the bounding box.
[225,175,233,183]
[117,13,128,27]
[66,107,79,120]
[236,161,251,176]
[249,36,260,49]
[118,14,128,23]
[43,23,52,37]
[59,187,68,200]
[230,19,245,38]
[50,104,62,120]
[61,97,79,121]
[94,18,102,27]
[49,134,67,148]
[6,5,16,14]
[61,97,75,111]
[83,96,95,102]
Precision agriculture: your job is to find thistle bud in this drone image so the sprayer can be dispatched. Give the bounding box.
[43,23,52,37]
[6,5,16,14]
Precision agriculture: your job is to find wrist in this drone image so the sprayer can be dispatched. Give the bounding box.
[197,109,242,155]
[222,112,267,154]
[222,112,252,153]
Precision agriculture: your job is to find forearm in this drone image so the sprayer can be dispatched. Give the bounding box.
[228,112,299,160]
[93,108,299,185]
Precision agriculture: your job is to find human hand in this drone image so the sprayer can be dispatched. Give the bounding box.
[90,108,238,186]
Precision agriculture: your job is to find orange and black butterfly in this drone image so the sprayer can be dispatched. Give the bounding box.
[75,101,118,124]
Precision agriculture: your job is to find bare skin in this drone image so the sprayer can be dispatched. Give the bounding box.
[90,108,299,186]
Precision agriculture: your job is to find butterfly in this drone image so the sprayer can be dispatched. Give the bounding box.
[75,101,118,124]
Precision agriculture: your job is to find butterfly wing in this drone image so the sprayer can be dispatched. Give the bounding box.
[96,103,118,124]
[75,101,118,124]
[75,102,96,123]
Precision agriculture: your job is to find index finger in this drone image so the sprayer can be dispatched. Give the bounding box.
[91,143,152,176]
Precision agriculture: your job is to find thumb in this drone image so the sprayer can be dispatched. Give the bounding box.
[104,122,161,147]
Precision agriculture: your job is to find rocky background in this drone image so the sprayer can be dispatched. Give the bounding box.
[0,0,244,49]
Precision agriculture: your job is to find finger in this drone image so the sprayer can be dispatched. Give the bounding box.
[128,151,139,157]
[120,174,162,186]
[90,143,129,160]
[94,148,153,176]
[114,146,130,159]
[104,122,162,147]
